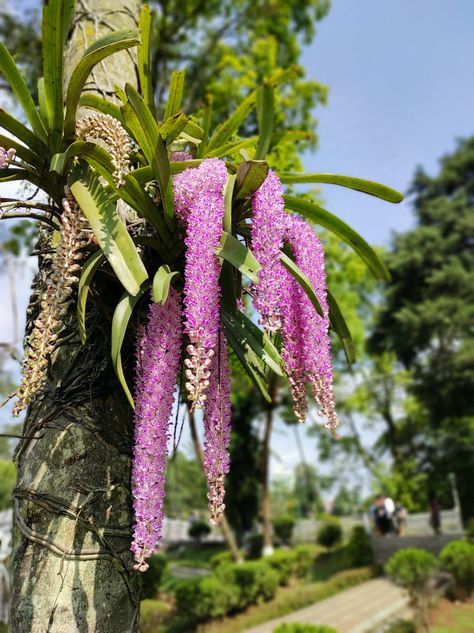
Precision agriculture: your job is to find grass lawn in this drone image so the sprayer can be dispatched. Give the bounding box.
[430,599,474,633]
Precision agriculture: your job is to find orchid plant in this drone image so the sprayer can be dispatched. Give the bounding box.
[0,1,403,571]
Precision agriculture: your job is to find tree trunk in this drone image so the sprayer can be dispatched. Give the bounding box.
[10,2,142,632]
[261,377,278,556]
[187,408,242,563]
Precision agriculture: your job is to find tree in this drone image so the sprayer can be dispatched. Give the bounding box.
[0,2,402,631]
[164,451,207,518]
[293,462,323,517]
[370,138,474,518]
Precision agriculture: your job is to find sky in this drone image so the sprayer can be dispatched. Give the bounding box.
[1,1,474,494]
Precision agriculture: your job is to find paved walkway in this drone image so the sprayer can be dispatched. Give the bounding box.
[245,578,412,633]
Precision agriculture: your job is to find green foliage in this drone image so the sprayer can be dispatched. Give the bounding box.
[141,554,167,599]
[0,459,15,510]
[210,550,236,570]
[370,138,474,518]
[139,599,172,633]
[383,621,416,633]
[226,560,279,607]
[386,548,438,596]
[247,532,264,559]
[273,624,338,633]
[164,452,207,518]
[293,544,323,578]
[439,540,474,594]
[317,520,342,549]
[188,519,211,541]
[265,549,298,585]
[175,575,239,622]
[345,526,374,568]
[273,515,296,545]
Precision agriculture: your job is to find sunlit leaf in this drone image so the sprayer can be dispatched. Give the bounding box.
[0,108,46,155]
[280,252,323,318]
[216,231,261,284]
[327,289,356,366]
[255,83,274,160]
[77,250,106,344]
[137,4,156,117]
[164,70,185,120]
[152,265,179,304]
[234,160,269,200]
[284,195,390,280]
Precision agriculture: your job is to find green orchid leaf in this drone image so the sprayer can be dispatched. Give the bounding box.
[206,137,258,159]
[138,4,156,117]
[222,307,283,377]
[64,29,140,138]
[160,112,188,145]
[280,252,324,318]
[37,77,49,127]
[0,133,41,169]
[216,231,261,284]
[183,119,204,140]
[327,289,356,367]
[280,173,404,203]
[42,0,75,144]
[152,265,179,304]
[234,160,269,200]
[0,108,46,155]
[255,83,274,160]
[164,70,185,120]
[79,94,124,122]
[0,43,47,143]
[68,162,148,296]
[77,250,106,344]
[124,84,174,222]
[284,195,390,281]
[223,174,236,233]
[111,289,145,408]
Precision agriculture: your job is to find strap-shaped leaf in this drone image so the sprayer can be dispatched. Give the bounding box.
[159,112,188,145]
[223,174,236,233]
[255,84,274,160]
[0,43,47,143]
[0,167,43,190]
[42,0,74,143]
[327,289,356,367]
[234,160,269,200]
[183,118,204,140]
[0,133,41,169]
[280,173,403,203]
[64,30,140,137]
[79,94,124,122]
[221,307,283,377]
[68,162,148,296]
[164,70,185,120]
[284,195,390,281]
[138,4,156,117]
[37,77,49,127]
[77,250,106,344]
[280,252,323,318]
[152,265,179,304]
[225,324,272,402]
[216,231,261,284]
[124,84,173,222]
[206,137,258,159]
[111,289,145,408]
[0,108,46,155]
[206,67,297,152]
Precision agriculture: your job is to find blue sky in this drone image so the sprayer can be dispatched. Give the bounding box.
[301,0,474,246]
[2,1,474,492]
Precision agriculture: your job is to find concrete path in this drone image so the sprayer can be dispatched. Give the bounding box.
[245,578,412,633]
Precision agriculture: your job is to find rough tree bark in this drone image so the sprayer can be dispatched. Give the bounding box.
[10,1,142,631]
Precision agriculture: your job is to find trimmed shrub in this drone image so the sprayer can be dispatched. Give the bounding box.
[140,599,172,633]
[175,575,239,622]
[273,625,338,633]
[440,540,474,594]
[317,520,342,548]
[227,561,279,608]
[294,544,323,578]
[386,548,438,595]
[384,621,416,633]
[188,519,211,541]
[141,554,167,599]
[345,526,374,567]
[210,549,235,569]
[273,515,296,545]
[265,549,298,585]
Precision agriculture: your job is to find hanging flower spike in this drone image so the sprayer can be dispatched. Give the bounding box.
[0,146,16,169]
[250,170,288,333]
[13,189,89,415]
[281,214,338,430]
[203,329,231,524]
[131,288,182,571]
[173,158,228,408]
